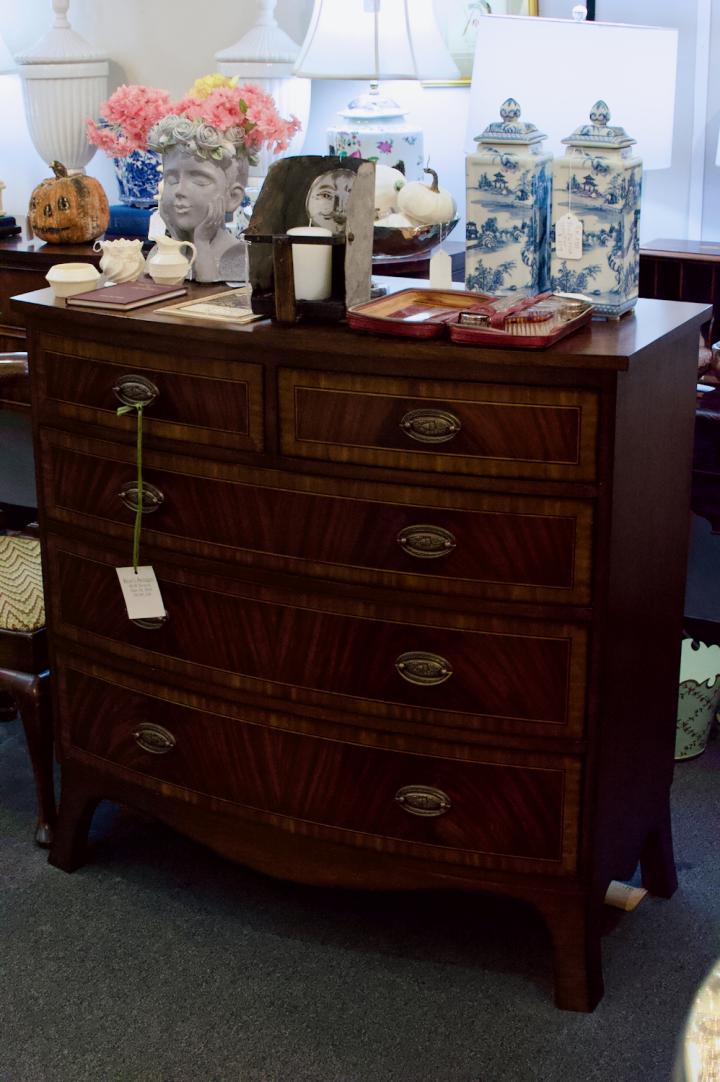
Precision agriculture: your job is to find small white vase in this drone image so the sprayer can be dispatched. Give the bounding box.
[146,236,197,286]
[93,238,146,284]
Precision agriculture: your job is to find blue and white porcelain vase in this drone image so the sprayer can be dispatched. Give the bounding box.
[113,148,163,208]
[550,101,642,318]
[465,99,552,297]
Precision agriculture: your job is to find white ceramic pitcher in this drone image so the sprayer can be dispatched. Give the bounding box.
[146,236,197,286]
[93,238,146,284]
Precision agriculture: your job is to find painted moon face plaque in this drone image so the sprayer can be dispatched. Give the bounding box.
[305,169,356,234]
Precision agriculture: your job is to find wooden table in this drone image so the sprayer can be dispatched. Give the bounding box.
[0,231,102,355]
[639,239,720,342]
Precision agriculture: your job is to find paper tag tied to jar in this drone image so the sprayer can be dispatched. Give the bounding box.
[555,212,583,260]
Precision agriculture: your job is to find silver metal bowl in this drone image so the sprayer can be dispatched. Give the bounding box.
[372,217,460,260]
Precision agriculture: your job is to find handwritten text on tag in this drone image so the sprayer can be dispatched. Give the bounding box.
[555,212,583,261]
[116,566,166,621]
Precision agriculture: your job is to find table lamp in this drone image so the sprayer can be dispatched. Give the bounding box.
[215,0,310,188]
[16,0,108,174]
[0,30,21,236]
[293,0,459,180]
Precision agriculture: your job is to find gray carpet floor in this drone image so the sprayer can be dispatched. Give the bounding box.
[1,717,718,1082]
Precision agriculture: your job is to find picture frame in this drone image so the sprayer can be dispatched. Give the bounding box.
[161,287,262,326]
[428,0,540,86]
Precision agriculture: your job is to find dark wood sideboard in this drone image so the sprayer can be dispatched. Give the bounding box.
[0,233,101,355]
[11,282,709,1011]
[639,238,720,343]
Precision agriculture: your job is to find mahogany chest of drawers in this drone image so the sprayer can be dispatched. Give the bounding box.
[14,286,709,1011]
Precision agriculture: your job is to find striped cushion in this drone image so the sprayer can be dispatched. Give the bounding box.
[0,536,45,632]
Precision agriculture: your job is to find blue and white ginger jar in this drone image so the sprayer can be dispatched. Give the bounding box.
[113,148,163,208]
[550,101,642,318]
[465,98,552,297]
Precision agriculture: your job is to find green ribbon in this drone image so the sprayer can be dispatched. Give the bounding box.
[116,402,144,572]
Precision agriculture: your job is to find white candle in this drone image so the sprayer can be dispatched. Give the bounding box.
[286,226,333,301]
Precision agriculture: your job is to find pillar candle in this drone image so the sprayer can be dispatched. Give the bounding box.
[286,226,333,301]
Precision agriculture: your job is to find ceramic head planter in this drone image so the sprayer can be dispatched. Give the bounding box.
[148,120,249,282]
[146,83,301,283]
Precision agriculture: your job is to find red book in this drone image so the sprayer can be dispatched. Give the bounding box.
[66,280,187,311]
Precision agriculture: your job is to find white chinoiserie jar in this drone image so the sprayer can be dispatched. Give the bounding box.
[550,100,642,318]
[328,95,424,182]
[465,98,552,297]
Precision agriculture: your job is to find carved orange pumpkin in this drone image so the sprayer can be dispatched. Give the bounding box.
[28,161,110,244]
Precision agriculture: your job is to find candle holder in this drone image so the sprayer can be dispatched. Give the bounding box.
[246,154,376,323]
[247,231,346,323]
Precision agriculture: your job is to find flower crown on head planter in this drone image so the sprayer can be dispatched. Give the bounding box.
[87,75,301,163]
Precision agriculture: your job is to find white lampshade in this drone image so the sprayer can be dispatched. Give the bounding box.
[0,30,16,74]
[467,16,678,170]
[294,0,459,82]
[0,31,17,216]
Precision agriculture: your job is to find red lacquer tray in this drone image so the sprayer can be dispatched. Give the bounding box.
[448,294,593,349]
[346,288,494,339]
[347,289,593,348]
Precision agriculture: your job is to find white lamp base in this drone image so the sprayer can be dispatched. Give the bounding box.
[328,118,424,181]
[20,61,108,172]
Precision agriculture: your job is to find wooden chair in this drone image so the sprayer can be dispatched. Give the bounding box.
[0,526,55,845]
[0,352,55,845]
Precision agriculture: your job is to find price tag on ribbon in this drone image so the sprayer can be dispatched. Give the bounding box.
[116,566,166,621]
[555,212,583,261]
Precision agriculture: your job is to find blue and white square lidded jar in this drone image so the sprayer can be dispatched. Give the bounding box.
[550,101,642,318]
[465,99,552,297]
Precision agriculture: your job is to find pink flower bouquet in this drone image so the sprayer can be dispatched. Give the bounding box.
[88,79,301,163]
[87,85,173,158]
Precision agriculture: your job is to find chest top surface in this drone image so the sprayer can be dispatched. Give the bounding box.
[11,285,712,380]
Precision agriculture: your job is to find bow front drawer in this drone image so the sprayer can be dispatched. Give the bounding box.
[48,537,589,742]
[33,332,263,452]
[41,431,594,605]
[58,661,581,876]
[279,369,599,482]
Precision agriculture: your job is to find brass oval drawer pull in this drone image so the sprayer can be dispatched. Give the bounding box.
[395,785,451,817]
[395,651,453,685]
[133,723,176,755]
[113,374,159,407]
[397,524,456,559]
[131,611,169,630]
[399,408,461,444]
[118,481,164,514]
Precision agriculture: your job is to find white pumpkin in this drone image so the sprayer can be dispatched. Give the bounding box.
[375,212,417,230]
[373,165,407,218]
[396,168,456,226]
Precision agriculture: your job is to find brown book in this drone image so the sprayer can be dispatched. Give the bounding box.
[66,280,188,311]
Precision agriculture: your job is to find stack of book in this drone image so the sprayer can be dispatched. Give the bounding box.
[104,204,154,241]
[0,215,21,239]
[66,280,187,311]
